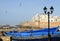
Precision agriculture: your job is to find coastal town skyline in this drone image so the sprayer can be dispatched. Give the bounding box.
[0,0,60,25]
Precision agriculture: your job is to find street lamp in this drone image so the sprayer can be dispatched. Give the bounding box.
[43,6,54,41]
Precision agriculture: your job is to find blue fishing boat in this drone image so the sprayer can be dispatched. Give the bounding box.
[2,26,60,41]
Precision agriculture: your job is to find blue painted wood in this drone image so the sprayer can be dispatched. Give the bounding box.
[3,26,60,38]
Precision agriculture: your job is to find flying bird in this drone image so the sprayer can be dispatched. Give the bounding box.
[19,2,22,7]
[5,10,8,14]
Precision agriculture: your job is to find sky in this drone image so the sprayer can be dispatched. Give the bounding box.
[0,0,60,25]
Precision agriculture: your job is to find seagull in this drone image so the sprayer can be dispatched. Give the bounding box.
[19,2,22,7]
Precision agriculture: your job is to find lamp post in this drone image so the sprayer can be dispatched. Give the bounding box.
[43,6,54,41]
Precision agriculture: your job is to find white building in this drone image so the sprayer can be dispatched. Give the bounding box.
[32,13,60,22]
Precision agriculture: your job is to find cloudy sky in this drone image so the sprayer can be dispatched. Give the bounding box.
[0,0,60,25]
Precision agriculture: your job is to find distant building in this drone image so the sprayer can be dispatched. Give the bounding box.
[32,13,60,22]
[1,24,10,29]
[20,13,60,29]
